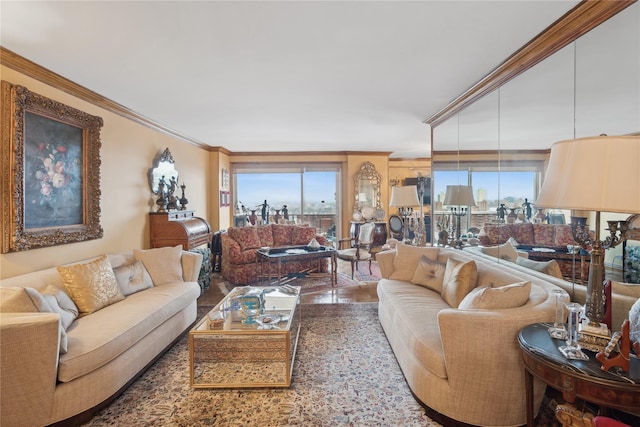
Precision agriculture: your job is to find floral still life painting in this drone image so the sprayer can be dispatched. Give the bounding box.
[24,112,84,228]
[1,81,103,253]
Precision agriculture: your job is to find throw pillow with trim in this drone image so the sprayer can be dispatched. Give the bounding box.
[113,260,154,296]
[133,245,184,286]
[57,255,125,316]
[410,255,446,292]
[24,287,71,353]
[389,244,440,281]
[441,257,478,307]
[41,285,79,328]
[458,281,531,310]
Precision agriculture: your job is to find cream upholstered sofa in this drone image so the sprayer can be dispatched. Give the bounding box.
[0,246,202,427]
[464,244,640,332]
[376,244,561,427]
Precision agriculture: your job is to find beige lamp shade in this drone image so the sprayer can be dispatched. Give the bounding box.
[390,185,420,207]
[536,135,640,213]
[443,185,476,207]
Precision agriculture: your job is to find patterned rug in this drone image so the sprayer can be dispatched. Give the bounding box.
[81,303,438,427]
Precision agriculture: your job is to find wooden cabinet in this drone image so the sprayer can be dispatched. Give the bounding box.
[149,210,213,249]
[349,221,387,250]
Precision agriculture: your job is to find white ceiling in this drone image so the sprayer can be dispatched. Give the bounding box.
[0,1,581,158]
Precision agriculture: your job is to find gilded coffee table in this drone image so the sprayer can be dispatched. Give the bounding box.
[189,285,301,388]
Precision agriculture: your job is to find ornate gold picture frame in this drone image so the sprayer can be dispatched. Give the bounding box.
[1,81,103,252]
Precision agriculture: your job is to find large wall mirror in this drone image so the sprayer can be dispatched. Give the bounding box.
[149,147,179,195]
[353,161,382,218]
[429,2,639,275]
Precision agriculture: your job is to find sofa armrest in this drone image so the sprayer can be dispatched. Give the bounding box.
[221,233,242,262]
[181,251,204,283]
[437,305,554,388]
[376,250,396,279]
[1,313,60,427]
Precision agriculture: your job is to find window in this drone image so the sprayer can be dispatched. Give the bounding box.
[233,165,341,244]
[433,162,542,230]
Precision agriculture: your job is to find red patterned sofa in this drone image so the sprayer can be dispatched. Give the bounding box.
[477,222,578,250]
[477,222,592,281]
[221,224,328,286]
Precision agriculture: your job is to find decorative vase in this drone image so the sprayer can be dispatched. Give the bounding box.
[274,210,281,224]
[249,210,257,225]
[507,208,518,224]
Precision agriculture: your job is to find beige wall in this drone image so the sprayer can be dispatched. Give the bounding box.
[1,66,211,278]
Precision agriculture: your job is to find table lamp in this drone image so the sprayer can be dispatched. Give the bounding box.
[443,185,476,248]
[536,135,640,337]
[390,185,420,244]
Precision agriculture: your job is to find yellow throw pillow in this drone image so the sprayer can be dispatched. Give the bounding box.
[441,257,478,307]
[57,255,124,316]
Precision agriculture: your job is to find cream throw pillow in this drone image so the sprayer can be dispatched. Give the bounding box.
[57,255,125,316]
[411,255,446,292]
[113,260,154,296]
[481,241,519,262]
[516,257,563,279]
[458,281,531,310]
[441,257,478,307]
[133,245,184,286]
[389,244,440,281]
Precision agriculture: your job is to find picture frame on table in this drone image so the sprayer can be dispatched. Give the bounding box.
[1,81,104,253]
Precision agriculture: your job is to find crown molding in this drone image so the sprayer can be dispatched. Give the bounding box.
[425,0,637,129]
[0,46,210,150]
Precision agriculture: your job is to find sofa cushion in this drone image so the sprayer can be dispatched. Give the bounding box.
[228,227,262,251]
[113,260,154,296]
[57,255,125,317]
[554,225,575,247]
[511,223,534,245]
[481,241,519,262]
[272,224,294,246]
[291,226,317,245]
[441,257,478,307]
[255,225,274,247]
[390,244,440,281]
[0,287,39,312]
[24,287,73,353]
[58,281,200,382]
[533,224,555,246]
[411,255,446,292]
[458,281,531,310]
[133,245,184,286]
[376,280,449,379]
[516,257,563,279]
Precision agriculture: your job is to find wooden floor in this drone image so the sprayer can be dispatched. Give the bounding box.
[198,270,379,307]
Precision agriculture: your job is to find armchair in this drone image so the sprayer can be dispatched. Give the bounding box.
[337,221,376,279]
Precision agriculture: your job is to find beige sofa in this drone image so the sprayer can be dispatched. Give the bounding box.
[376,244,561,427]
[464,244,640,331]
[0,247,202,427]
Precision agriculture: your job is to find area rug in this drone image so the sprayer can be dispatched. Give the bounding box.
[81,303,437,427]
